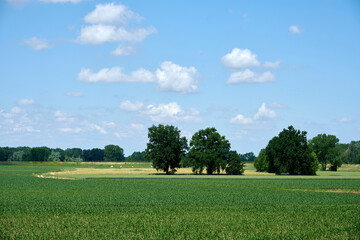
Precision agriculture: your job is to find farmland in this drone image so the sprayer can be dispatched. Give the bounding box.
[1,162,360,239]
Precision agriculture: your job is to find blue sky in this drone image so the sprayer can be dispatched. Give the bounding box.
[1,0,359,155]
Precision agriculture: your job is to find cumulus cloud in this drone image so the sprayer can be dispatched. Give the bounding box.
[21,37,51,51]
[253,103,277,120]
[289,25,303,35]
[76,3,156,45]
[120,100,144,112]
[84,3,141,25]
[264,60,281,69]
[221,48,260,69]
[111,45,134,56]
[227,69,274,84]
[230,114,253,125]
[17,99,35,106]
[142,102,202,123]
[155,61,199,94]
[78,61,200,94]
[230,103,278,125]
[77,25,156,45]
[78,67,155,83]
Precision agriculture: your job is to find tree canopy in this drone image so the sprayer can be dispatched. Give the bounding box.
[104,144,125,162]
[309,134,340,171]
[265,126,318,175]
[188,127,230,174]
[225,150,244,175]
[145,124,188,174]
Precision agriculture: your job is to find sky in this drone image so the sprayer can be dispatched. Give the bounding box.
[1,0,360,156]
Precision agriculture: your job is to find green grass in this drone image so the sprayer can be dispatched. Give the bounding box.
[1,162,360,239]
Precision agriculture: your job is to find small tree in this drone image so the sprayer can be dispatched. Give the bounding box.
[145,124,188,174]
[104,145,125,162]
[188,127,230,174]
[254,148,268,172]
[309,134,340,171]
[225,150,244,175]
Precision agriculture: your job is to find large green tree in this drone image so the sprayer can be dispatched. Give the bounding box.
[145,124,188,174]
[225,150,244,175]
[266,126,318,175]
[104,145,125,162]
[188,127,230,175]
[309,134,340,171]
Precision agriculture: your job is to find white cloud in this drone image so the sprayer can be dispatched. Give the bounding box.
[54,110,75,123]
[155,61,199,94]
[40,0,83,3]
[111,45,134,56]
[21,37,51,51]
[77,24,156,45]
[17,99,35,106]
[338,117,352,123]
[230,103,279,126]
[78,67,155,83]
[60,127,82,133]
[264,60,281,69]
[66,92,83,97]
[84,3,141,25]
[142,102,202,123]
[221,48,260,69]
[230,114,253,125]
[88,123,107,134]
[254,103,277,120]
[78,61,200,94]
[120,100,144,112]
[227,69,275,84]
[289,25,303,35]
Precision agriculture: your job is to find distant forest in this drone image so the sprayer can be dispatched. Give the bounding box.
[0,140,359,164]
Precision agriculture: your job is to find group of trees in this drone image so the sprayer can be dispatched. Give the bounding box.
[0,145,125,162]
[145,125,244,175]
[254,126,318,175]
[254,126,357,174]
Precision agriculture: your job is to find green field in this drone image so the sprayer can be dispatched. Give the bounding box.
[1,163,360,239]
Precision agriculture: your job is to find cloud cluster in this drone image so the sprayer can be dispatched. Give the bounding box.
[230,103,279,125]
[222,48,279,84]
[119,100,202,123]
[76,3,156,50]
[78,61,200,94]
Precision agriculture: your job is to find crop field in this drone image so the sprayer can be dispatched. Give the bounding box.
[1,163,360,239]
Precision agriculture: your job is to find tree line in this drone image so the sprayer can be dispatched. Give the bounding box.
[145,124,359,175]
[1,124,358,175]
[0,145,144,162]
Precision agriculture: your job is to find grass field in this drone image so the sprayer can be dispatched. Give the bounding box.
[1,162,359,239]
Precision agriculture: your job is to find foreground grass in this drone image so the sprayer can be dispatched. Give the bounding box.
[1,163,359,239]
